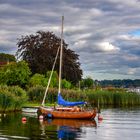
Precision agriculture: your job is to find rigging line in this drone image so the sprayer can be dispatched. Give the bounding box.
[41,46,60,106]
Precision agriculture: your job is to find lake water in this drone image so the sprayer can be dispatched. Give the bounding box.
[0,107,140,140]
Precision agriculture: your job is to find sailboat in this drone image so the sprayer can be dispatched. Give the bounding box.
[37,16,97,119]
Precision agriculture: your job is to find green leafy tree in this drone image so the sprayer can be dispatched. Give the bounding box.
[62,79,72,89]
[16,31,82,84]
[80,77,94,89]
[84,77,94,88]
[98,79,140,88]
[46,71,58,88]
[0,53,16,62]
[29,71,59,87]
[0,61,31,87]
[29,73,47,87]
[79,80,84,89]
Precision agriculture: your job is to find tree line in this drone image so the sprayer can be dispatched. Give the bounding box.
[1,30,140,89]
[97,79,140,88]
[1,52,140,89]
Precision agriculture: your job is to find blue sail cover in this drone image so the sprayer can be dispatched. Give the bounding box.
[57,93,85,106]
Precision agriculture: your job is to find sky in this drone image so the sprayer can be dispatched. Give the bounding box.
[0,0,140,80]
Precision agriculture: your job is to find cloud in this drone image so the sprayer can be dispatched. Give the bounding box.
[0,0,140,80]
[127,68,137,75]
[96,42,120,52]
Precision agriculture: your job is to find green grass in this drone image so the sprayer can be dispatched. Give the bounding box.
[84,89,140,107]
[0,85,27,112]
[1,85,140,111]
[23,102,55,107]
[26,86,140,107]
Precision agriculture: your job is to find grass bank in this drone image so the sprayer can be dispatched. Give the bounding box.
[1,85,140,112]
[27,86,140,107]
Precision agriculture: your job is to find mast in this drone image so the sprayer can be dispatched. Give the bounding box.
[58,16,64,94]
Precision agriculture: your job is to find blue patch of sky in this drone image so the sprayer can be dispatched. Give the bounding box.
[129,29,140,36]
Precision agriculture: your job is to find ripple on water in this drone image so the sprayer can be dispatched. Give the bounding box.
[0,108,140,140]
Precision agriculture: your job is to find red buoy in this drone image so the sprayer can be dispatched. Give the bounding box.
[22,117,27,121]
[22,117,27,124]
[39,115,43,120]
[98,114,103,121]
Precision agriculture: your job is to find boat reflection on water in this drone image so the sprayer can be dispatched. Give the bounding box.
[39,119,97,139]
[58,125,78,140]
[44,119,97,128]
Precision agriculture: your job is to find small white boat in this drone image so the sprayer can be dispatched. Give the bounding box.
[22,107,38,113]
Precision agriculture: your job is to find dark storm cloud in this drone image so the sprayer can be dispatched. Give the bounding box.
[0,0,140,79]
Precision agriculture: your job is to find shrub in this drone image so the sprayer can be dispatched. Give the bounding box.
[62,79,72,89]
[0,85,27,112]
[0,61,31,87]
[29,73,47,87]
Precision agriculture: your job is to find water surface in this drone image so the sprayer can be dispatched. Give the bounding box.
[0,108,140,140]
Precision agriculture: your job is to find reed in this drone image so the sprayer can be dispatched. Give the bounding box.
[0,85,27,112]
[85,89,140,107]
[27,86,140,107]
[27,85,45,103]
[27,86,85,104]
